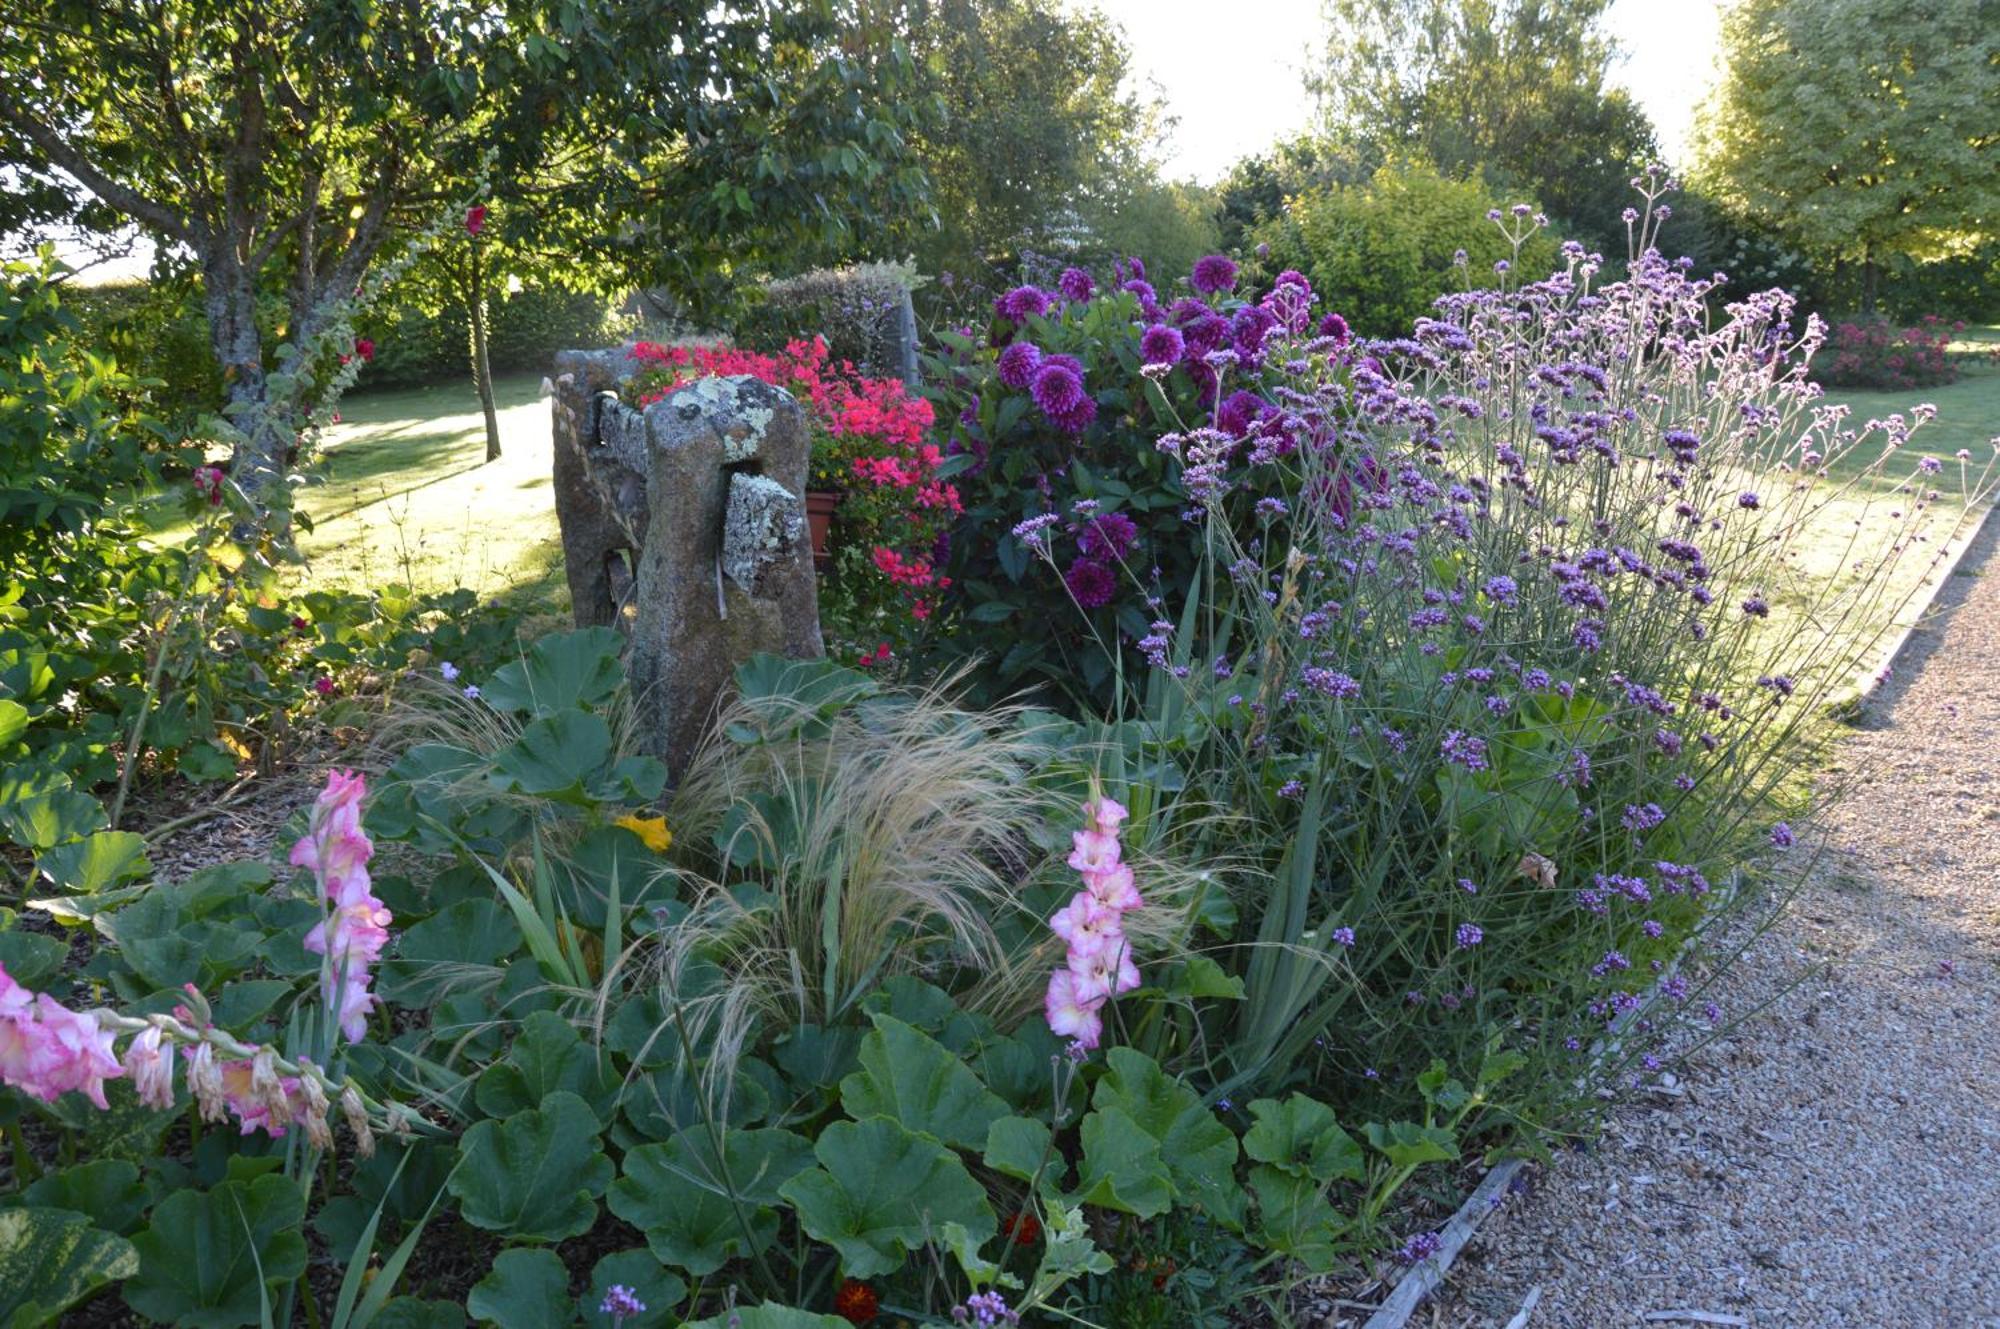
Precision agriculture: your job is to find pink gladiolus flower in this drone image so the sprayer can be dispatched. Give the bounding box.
[123,1025,175,1109]
[1049,891,1124,957]
[293,770,390,1043]
[1044,969,1104,1049]
[1082,796,1127,834]
[1067,830,1122,875]
[1068,942,1141,1004]
[1082,863,1143,911]
[0,963,124,1108]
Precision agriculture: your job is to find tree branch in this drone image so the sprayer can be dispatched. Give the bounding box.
[0,96,193,244]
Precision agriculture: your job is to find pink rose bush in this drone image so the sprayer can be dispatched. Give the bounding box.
[1044,794,1145,1050]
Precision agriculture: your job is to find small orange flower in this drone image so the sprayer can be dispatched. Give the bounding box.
[833,1279,879,1325]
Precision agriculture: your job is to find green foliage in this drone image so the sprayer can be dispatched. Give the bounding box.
[1697,0,1999,278]
[1311,0,1659,248]
[465,1249,570,1329]
[1252,160,1562,336]
[780,1116,998,1277]
[448,1091,614,1243]
[359,286,639,391]
[0,1207,140,1329]
[838,1013,1009,1151]
[126,1173,308,1328]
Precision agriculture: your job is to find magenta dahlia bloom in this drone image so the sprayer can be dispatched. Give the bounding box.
[1178,308,1230,357]
[994,285,1050,323]
[1318,311,1352,345]
[1065,558,1116,609]
[997,340,1043,390]
[1231,304,1278,365]
[1031,360,1094,433]
[1191,254,1239,295]
[1121,279,1160,318]
[1078,511,1139,562]
[1058,266,1095,303]
[1216,389,1269,439]
[1139,323,1185,367]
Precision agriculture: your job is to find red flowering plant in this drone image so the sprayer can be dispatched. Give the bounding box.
[1812,313,1962,390]
[626,337,955,657]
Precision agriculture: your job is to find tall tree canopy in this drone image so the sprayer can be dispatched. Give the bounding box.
[0,1,929,513]
[877,0,1212,285]
[1695,0,1998,310]
[1310,0,1658,249]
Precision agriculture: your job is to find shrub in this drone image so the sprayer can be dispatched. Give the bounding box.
[1250,159,1562,337]
[730,259,927,382]
[996,191,1994,1126]
[1811,313,1961,390]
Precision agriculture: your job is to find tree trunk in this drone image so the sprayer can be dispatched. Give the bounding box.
[204,249,292,530]
[468,241,502,463]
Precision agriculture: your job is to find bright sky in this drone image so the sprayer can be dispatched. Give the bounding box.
[1087,0,1726,184]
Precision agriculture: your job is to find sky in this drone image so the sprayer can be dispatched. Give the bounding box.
[1085,0,1726,184]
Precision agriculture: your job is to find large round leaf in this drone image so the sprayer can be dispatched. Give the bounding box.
[465,1248,568,1329]
[448,1091,612,1243]
[125,1173,307,1328]
[492,710,612,804]
[837,1014,1008,1152]
[0,1207,138,1329]
[479,628,627,717]
[779,1116,995,1278]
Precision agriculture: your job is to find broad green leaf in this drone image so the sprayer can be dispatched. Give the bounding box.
[1073,1106,1172,1219]
[379,899,519,1003]
[607,1129,811,1275]
[584,1250,682,1329]
[1363,1120,1460,1169]
[1415,1059,1471,1113]
[0,780,103,853]
[449,1092,611,1243]
[983,1115,1056,1189]
[779,1116,996,1278]
[474,1010,618,1119]
[465,1248,569,1329]
[1091,1047,1241,1221]
[369,1299,465,1329]
[492,710,611,803]
[1242,1095,1365,1184]
[684,1309,851,1329]
[35,830,149,893]
[126,1173,307,1328]
[0,931,66,988]
[0,1207,138,1329]
[21,1160,147,1235]
[0,699,26,747]
[1167,954,1246,1000]
[1021,1204,1113,1303]
[480,628,626,716]
[838,1014,1008,1151]
[1248,1165,1343,1272]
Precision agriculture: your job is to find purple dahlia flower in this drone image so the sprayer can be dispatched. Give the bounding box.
[1065,558,1117,608]
[1139,323,1185,366]
[1058,266,1095,303]
[994,285,1050,323]
[996,340,1043,389]
[1191,254,1239,295]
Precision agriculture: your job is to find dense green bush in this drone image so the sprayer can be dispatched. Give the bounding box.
[362,286,639,389]
[729,260,926,381]
[1249,159,1561,337]
[60,278,227,420]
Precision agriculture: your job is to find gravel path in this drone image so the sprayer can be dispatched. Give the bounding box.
[1434,510,2000,1329]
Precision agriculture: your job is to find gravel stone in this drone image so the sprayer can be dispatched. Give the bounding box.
[1436,512,2000,1328]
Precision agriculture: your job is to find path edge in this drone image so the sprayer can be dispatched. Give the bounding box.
[1851,498,1996,705]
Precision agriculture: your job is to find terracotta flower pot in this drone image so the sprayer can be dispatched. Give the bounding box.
[805,490,841,571]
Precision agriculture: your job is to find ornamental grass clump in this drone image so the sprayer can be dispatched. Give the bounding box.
[1013,178,1996,1125]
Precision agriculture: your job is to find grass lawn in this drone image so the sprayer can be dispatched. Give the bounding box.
[292,374,565,611]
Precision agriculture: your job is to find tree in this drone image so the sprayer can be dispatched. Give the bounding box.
[1695,0,1999,312]
[878,0,1191,283]
[0,1,929,519]
[1311,0,1659,250]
